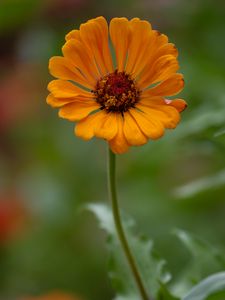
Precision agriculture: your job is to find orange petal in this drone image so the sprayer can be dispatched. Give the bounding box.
[47,80,93,98]
[62,40,100,86]
[153,43,178,60]
[131,30,159,78]
[123,111,148,145]
[109,17,130,72]
[125,19,152,74]
[47,93,72,108]
[80,17,113,75]
[46,93,94,108]
[49,56,93,89]
[109,114,130,154]
[138,55,179,89]
[75,110,106,140]
[164,98,187,112]
[95,16,114,73]
[140,97,187,113]
[153,31,169,46]
[137,101,180,129]
[129,108,164,139]
[58,100,99,121]
[65,29,81,42]
[134,29,177,82]
[142,74,184,97]
[145,31,169,64]
[94,112,118,140]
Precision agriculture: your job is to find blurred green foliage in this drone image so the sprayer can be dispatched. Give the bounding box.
[89,204,225,300]
[0,0,225,299]
[88,204,171,300]
[0,0,42,34]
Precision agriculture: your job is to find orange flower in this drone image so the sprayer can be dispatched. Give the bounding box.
[47,17,187,154]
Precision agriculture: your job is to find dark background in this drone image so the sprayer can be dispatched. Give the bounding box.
[0,0,225,299]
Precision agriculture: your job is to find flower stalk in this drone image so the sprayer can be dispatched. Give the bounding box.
[107,147,150,300]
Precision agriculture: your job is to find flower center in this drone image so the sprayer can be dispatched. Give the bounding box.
[93,70,140,113]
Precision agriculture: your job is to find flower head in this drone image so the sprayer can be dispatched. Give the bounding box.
[47,16,187,153]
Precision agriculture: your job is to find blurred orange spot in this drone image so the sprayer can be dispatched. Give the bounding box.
[0,192,28,245]
[0,63,41,133]
[21,291,83,300]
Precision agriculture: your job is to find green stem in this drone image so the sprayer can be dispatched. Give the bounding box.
[107,147,149,300]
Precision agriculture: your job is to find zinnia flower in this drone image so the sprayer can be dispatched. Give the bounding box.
[47,16,187,153]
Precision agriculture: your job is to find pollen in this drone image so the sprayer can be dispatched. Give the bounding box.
[93,70,140,113]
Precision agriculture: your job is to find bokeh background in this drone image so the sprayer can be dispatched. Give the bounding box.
[0,0,225,299]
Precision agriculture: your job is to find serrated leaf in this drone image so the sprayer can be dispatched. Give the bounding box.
[182,272,225,300]
[88,203,173,300]
[171,229,225,297]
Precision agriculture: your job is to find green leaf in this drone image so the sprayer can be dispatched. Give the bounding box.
[177,104,225,138]
[171,229,225,297]
[174,169,225,199]
[157,283,180,300]
[0,0,41,33]
[214,128,225,137]
[88,203,174,300]
[182,272,225,300]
